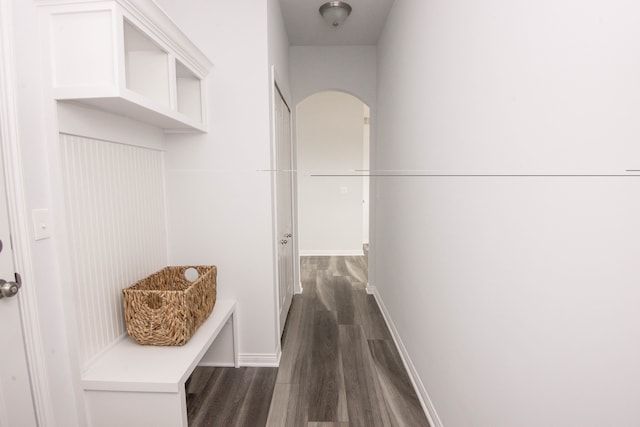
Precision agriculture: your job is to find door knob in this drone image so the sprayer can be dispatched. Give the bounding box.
[285,233,292,238]
[280,239,288,245]
[0,279,21,299]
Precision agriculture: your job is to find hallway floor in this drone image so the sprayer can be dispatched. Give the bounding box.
[187,256,429,427]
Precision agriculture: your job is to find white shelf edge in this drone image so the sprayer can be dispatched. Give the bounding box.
[57,96,207,133]
[81,299,236,393]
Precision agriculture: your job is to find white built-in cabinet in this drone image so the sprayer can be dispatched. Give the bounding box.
[40,0,212,132]
[37,1,219,426]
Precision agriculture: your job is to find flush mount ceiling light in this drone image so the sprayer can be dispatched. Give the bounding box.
[319,1,353,28]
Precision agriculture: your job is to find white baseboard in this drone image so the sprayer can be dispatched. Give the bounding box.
[370,288,443,427]
[197,362,236,368]
[299,250,364,256]
[238,353,280,367]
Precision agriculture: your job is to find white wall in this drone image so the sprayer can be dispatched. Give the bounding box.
[154,0,288,364]
[268,0,291,96]
[375,1,640,426]
[290,45,376,107]
[297,91,365,255]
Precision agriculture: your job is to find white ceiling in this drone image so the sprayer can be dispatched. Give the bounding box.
[279,0,395,46]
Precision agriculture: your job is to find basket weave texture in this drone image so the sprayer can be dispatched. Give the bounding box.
[122,265,217,346]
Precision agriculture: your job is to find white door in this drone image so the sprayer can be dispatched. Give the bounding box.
[0,154,37,427]
[274,84,294,336]
[0,0,38,423]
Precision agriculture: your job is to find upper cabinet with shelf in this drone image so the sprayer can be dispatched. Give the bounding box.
[39,0,212,132]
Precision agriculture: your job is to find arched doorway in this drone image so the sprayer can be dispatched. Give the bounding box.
[295,91,370,269]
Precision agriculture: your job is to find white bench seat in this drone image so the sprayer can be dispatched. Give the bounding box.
[81,298,238,427]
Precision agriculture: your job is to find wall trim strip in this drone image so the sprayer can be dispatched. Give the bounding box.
[370,287,444,427]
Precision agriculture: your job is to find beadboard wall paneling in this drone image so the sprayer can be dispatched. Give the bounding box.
[60,134,168,368]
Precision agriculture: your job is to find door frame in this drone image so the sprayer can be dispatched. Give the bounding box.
[269,67,298,350]
[0,0,54,424]
[292,91,371,258]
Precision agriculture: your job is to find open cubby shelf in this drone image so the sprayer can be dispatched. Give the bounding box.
[44,0,212,132]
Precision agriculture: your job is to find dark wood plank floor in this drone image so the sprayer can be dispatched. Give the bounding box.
[187,255,429,427]
[267,256,429,427]
[187,366,278,426]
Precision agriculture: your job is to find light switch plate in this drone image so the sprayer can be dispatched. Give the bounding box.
[32,208,51,240]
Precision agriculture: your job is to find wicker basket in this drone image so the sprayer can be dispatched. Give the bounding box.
[122,265,217,346]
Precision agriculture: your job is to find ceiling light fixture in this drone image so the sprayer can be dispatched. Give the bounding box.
[319,1,352,28]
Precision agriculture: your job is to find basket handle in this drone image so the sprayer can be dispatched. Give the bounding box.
[184,267,200,282]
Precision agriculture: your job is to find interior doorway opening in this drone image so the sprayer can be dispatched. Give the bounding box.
[295,90,370,286]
